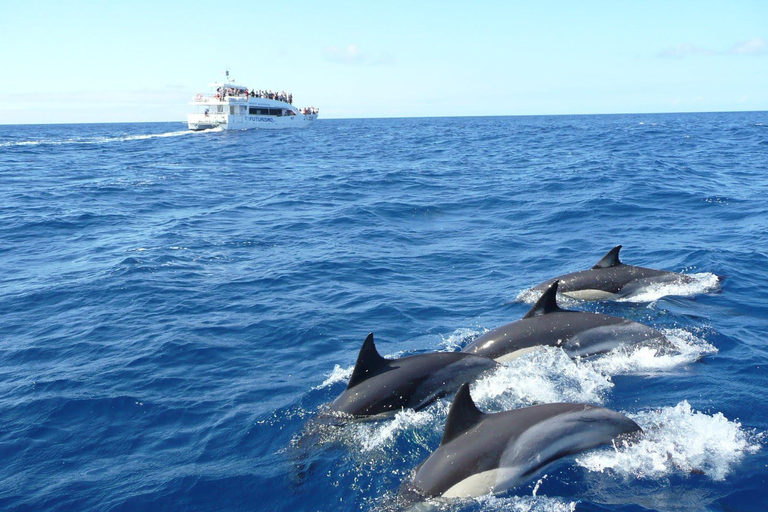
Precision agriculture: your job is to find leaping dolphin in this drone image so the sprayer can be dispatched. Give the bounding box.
[329,334,499,418]
[462,280,666,361]
[409,383,642,498]
[532,245,693,301]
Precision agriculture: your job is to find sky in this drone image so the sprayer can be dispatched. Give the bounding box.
[0,0,766,124]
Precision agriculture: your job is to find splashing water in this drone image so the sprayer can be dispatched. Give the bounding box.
[575,401,762,480]
[470,494,577,512]
[315,364,353,389]
[349,408,440,452]
[438,328,488,352]
[586,328,717,375]
[472,347,613,410]
[617,273,721,303]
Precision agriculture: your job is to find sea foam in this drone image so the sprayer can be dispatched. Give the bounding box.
[576,401,762,481]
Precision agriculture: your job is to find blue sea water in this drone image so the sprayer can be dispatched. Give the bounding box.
[1,113,767,512]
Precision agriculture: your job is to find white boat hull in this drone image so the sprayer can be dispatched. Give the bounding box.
[188,112,317,131]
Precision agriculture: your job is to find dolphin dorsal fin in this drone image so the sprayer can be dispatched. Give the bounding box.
[440,383,485,446]
[346,333,389,390]
[523,280,562,319]
[592,245,623,269]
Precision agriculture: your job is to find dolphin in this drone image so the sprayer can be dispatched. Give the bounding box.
[409,383,642,498]
[532,245,693,301]
[462,280,667,362]
[329,334,499,418]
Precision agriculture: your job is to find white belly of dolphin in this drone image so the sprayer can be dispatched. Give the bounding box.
[495,346,540,363]
[441,468,509,498]
[561,289,616,300]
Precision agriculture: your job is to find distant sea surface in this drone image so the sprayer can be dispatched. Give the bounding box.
[1,113,767,512]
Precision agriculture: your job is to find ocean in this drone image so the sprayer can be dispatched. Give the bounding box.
[0,113,766,512]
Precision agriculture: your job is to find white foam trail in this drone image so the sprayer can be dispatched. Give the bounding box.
[516,272,720,304]
[587,328,717,375]
[576,401,762,480]
[314,364,353,389]
[0,129,210,148]
[104,129,194,142]
[617,272,721,303]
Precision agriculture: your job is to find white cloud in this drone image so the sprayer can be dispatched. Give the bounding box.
[728,37,768,55]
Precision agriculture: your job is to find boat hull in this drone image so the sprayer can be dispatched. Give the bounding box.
[187,113,317,131]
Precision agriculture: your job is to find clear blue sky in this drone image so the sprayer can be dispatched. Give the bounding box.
[1,0,766,124]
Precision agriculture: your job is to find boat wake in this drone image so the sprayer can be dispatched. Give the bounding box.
[0,128,214,148]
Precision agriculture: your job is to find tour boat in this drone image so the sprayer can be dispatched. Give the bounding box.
[188,71,318,131]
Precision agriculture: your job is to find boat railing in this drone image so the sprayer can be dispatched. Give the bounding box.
[192,93,293,105]
[193,94,245,103]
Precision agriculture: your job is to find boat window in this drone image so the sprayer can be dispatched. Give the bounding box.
[245,107,285,116]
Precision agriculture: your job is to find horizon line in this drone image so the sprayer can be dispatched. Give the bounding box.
[1,108,766,127]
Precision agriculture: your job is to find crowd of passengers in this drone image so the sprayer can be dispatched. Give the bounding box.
[212,86,319,115]
[217,87,293,104]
